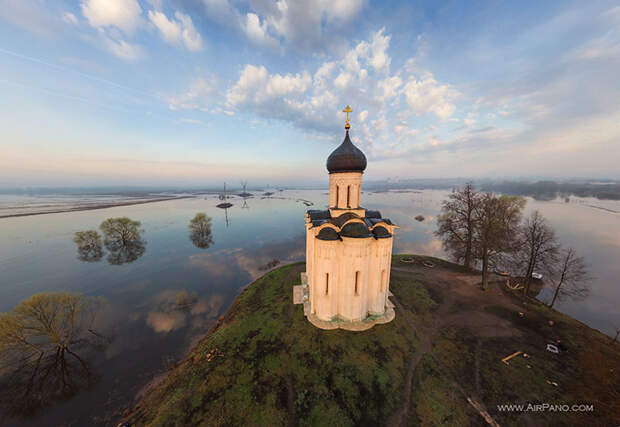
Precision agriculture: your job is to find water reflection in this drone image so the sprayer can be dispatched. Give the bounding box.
[2,189,618,426]
[73,230,104,262]
[188,213,213,249]
[73,217,146,265]
[101,217,146,265]
[105,239,146,265]
[239,181,252,210]
[186,235,305,280]
[145,290,224,335]
[216,203,233,227]
[0,293,107,418]
[241,195,250,209]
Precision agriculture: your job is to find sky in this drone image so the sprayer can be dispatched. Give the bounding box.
[1,0,619,187]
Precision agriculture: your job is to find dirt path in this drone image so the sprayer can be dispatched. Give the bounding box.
[387,268,459,426]
[388,263,513,427]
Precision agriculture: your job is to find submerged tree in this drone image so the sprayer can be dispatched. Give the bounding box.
[189,213,213,249]
[436,182,479,269]
[73,230,104,262]
[514,211,559,296]
[549,247,590,308]
[100,217,145,265]
[473,194,525,290]
[0,292,105,416]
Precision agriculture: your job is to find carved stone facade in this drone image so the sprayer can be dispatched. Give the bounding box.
[297,123,397,330]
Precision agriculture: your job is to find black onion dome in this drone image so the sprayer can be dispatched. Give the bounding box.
[340,222,373,238]
[372,226,392,239]
[326,131,367,173]
[316,228,340,241]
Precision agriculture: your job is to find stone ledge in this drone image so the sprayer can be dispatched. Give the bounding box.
[306,307,395,331]
[293,285,304,304]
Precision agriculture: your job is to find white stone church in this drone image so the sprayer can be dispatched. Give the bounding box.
[294,107,397,331]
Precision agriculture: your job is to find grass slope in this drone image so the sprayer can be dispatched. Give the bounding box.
[127,256,619,426]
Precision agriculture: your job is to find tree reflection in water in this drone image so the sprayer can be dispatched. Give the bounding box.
[104,238,146,265]
[0,292,107,418]
[189,213,213,249]
[74,217,146,265]
[73,230,104,262]
[101,217,146,265]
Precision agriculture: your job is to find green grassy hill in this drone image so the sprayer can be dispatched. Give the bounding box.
[125,256,619,426]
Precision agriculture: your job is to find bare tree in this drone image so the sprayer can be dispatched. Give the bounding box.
[99,217,145,265]
[100,217,141,246]
[549,247,590,308]
[0,292,103,358]
[436,182,479,269]
[515,211,559,296]
[473,194,525,290]
[73,230,103,262]
[0,292,104,416]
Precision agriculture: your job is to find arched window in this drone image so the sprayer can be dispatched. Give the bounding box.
[325,273,329,295]
[347,185,351,208]
[354,271,360,295]
[335,186,339,207]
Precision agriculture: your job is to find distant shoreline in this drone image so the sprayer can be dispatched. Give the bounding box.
[0,196,194,219]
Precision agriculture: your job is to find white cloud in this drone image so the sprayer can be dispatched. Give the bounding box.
[201,0,365,51]
[224,29,464,159]
[265,72,311,98]
[403,72,456,119]
[81,0,142,34]
[180,118,203,124]
[226,65,268,105]
[570,32,620,60]
[168,76,218,110]
[227,65,311,106]
[334,72,351,90]
[62,12,78,25]
[358,110,368,123]
[175,11,203,51]
[148,10,180,44]
[355,28,392,72]
[103,36,142,60]
[148,10,203,51]
[376,75,402,101]
[244,13,278,48]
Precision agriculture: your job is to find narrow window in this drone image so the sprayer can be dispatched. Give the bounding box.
[354,271,360,295]
[325,273,329,295]
[381,270,386,292]
[335,186,339,207]
[347,185,351,207]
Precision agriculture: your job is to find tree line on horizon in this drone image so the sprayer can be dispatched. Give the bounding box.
[436,183,590,308]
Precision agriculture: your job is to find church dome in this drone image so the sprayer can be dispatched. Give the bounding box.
[326,131,367,174]
[340,222,373,238]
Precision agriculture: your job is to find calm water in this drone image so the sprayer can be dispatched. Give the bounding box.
[0,189,618,425]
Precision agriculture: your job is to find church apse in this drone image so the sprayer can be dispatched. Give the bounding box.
[294,106,398,331]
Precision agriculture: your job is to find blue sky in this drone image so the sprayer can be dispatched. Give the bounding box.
[1,0,619,187]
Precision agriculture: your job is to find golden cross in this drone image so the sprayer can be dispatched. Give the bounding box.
[342,105,353,129]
